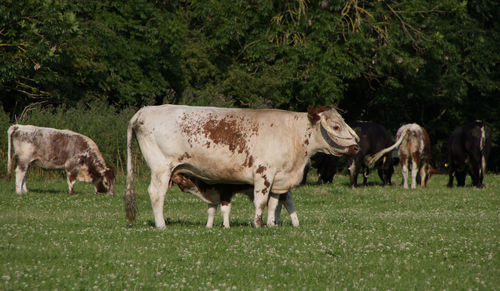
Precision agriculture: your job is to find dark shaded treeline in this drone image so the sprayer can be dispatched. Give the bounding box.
[1,0,499,172]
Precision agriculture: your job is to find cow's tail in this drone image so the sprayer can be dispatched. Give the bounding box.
[479,123,487,179]
[365,129,408,168]
[7,125,17,179]
[124,117,138,225]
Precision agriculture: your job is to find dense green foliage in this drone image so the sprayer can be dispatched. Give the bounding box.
[0,173,498,289]
[1,0,499,169]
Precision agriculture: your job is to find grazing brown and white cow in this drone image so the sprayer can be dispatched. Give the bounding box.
[395,123,431,189]
[7,125,115,195]
[124,104,359,229]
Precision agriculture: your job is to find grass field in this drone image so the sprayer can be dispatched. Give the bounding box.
[0,171,498,290]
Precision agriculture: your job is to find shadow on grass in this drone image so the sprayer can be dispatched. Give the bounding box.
[144,218,256,228]
[26,188,63,194]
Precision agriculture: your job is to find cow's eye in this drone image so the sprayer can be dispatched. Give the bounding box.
[333,125,340,131]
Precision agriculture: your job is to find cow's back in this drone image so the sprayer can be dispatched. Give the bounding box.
[11,125,95,168]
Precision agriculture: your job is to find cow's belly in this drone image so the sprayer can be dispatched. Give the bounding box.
[33,159,65,170]
[173,156,254,185]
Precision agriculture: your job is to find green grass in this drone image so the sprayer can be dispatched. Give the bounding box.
[0,172,498,290]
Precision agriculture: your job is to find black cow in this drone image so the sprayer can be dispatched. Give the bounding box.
[301,153,338,185]
[447,120,492,188]
[348,121,394,187]
[311,153,337,184]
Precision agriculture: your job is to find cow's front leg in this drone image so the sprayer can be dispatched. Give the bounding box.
[253,169,273,228]
[206,204,217,228]
[148,170,170,229]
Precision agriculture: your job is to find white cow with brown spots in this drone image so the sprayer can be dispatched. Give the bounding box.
[7,125,115,195]
[395,123,431,189]
[124,104,359,229]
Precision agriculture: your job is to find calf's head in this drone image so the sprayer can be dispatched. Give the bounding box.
[308,106,359,156]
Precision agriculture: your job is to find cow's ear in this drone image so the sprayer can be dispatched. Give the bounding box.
[307,106,320,125]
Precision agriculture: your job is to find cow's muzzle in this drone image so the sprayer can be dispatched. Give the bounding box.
[346,144,359,156]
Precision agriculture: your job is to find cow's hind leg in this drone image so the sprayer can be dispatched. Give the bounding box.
[66,168,78,195]
[410,156,419,189]
[221,201,232,228]
[401,156,409,189]
[15,163,29,194]
[148,169,171,229]
[420,163,429,187]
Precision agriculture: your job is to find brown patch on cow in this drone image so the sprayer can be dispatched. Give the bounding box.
[221,201,230,206]
[255,214,263,227]
[202,117,247,154]
[263,176,270,188]
[243,153,254,168]
[256,165,266,174]
[178,152,192,162]
[180,113,259,165]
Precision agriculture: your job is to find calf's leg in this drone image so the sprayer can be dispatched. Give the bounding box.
[206,204,217,228]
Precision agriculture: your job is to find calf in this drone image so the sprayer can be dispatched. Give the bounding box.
[447,121,492,188]
[348,121,395,187]
[395,123,431,189]
[8,125,115,195]
[171,173,297,228]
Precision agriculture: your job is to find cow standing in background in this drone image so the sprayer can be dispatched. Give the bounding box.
[124,104,359,229]
[300,153,338,185]
[8,125,115,195]
[310,152,338,184]
[395,123,431,189]
[447,121,492,188]
[347,121,395,187]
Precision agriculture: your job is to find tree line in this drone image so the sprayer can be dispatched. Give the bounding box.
[1,0,499,172]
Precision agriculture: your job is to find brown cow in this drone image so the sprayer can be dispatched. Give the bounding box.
[8,125,115,195]
[395,123,431,189]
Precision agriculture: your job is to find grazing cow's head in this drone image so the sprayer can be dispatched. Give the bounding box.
[308,106,359,156]
[93,165,115,195]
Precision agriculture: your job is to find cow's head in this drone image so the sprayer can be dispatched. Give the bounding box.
[100,165,115,195]
[308,106,359,156]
